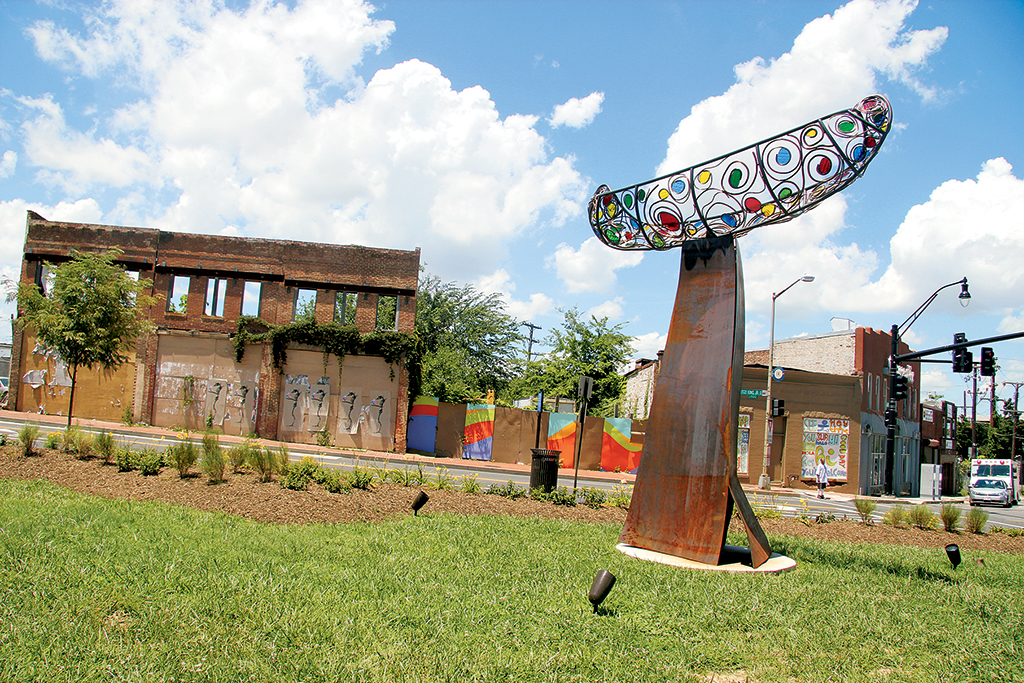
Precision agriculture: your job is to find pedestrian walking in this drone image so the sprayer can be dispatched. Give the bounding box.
[815,457,829,499]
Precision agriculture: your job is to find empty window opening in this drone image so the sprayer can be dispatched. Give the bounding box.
[167,275,190,314]
[242,281,262,318]
[204,278,227,317]
[375,295,398,331]
[293,288,317,323]
[334,291,357,326]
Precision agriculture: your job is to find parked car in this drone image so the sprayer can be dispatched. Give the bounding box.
[969,478,1012,507]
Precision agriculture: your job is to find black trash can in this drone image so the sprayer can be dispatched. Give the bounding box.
[530,448,560,493]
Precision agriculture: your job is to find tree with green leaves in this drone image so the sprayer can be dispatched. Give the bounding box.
[16,250,156,426]
[415,275,521,404]
[513,308,633,416]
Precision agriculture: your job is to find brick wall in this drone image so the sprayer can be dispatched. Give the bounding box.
[13,211,421,451]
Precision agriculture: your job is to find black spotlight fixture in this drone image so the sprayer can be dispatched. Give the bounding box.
[411,491,429,516]
[945,543,961,569]
[588,569,616,613]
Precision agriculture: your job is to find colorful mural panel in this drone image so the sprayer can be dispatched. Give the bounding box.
[408,396,439,453]
[547,412,578,468]
[464,403,495,460]
[801,418,849,481]
[600,417,642,474]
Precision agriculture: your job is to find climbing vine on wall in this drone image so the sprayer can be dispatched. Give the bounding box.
[232,316,423,403]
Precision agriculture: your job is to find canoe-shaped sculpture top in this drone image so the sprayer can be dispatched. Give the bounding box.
[589,95,891,250]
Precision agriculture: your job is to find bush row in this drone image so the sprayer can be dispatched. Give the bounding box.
[8,424,634,509]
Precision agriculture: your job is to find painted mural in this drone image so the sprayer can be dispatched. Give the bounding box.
[600,417,642,474]
[547,412,578,468]
[407,396,439,453]
[801,417,850,481]
[464,403,495,460]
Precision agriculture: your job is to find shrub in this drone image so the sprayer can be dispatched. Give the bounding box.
[62,426,94,459]
[460,474,481,494]
[280,456,322,491]
[486,480,526,500]
[116,446,135,472]
[939,502,962,532]
[390,465,416,487]
[964,506,989,534]
[44,431,60,450]
[581,487,607,509]
[549,486,577,507]
[94,430,117,465]
[607,485,632,509]
[137,449,163,476]
[315,428,332,448]
[908,504,937,530]
[854,498,878,524]
[167,439,199,478]
[529,486,550,502]
[989,525,1024,537]
[200,432,226,483]
[227,442,249,473]
[18,424,40,457]
[248,446,281,483]
[350,466,375,490]
[883,504,908,528]
[314,467,350,494]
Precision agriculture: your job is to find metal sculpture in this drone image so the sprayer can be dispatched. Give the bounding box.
[591,96,891,569]
[590,95,891,250]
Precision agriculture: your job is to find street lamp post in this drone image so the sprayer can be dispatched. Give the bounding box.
[759,275,815,491]
[885,277,970,494]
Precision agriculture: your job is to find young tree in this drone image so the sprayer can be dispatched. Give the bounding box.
[415,275,521,404]
[515,308,632,415]
[17,250,156,426]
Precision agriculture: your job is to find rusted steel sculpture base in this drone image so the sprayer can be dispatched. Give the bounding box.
[618,236,772,569]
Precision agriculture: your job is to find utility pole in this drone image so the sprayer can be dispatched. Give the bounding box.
[521,322,542,364]
[1004,381,1023,461]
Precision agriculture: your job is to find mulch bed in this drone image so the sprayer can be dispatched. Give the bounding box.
[3,444,1022,555]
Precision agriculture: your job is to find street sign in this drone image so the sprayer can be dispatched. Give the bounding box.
[772,367,785,381]
[740,389,766,398]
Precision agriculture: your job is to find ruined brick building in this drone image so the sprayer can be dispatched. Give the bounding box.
[10,212,420,452]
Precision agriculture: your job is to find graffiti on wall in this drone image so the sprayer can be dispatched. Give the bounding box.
[309,376,331,432]
[282,375,310,430]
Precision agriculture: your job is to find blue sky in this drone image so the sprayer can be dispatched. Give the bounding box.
[2,0,1023,416]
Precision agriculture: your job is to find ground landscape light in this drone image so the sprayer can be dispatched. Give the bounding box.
[411,491,429,516]
[945,543,961,569]
[588,570,616,613]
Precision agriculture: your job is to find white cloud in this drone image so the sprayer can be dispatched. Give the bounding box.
[549,92,604,129]
[863,158,1024,315]
[474,268,555,321]
[16,1,586,284]
[589,297,624,320]
[551,237,643,293]
[658,0,946,175]
[17,95,152,192]
[631,331,667,359]
[0,151,16,178]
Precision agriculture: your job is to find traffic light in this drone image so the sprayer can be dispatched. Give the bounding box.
[892,374,909,401]
[771,398,785,417]
[980,347,996,377]
[952,333,973,373]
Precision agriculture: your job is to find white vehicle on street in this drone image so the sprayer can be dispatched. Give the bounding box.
[969,459,1021,506]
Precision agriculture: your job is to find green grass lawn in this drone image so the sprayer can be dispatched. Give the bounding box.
[1,478,1021,683]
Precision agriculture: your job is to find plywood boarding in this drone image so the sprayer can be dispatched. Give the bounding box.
[435,402,467,459]
[278,350,398,451]
[153,335,260,434]
[16,329,135,421]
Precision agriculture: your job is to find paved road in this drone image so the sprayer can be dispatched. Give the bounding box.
[4,413,1022,529]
